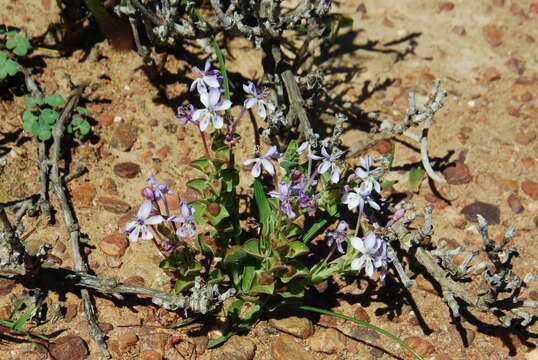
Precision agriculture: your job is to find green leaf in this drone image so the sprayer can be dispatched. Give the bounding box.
[44,94,66,107]
[0,51,17,79]
[241,265,256,293]
[298,306,425,360]
[207,331,236,349]
[71,116,83,126]
[187,178,210,194]
[189,201,207,224]
[76,106,92,116]
[6,35,30,56]
[241,238,261,257]
[250,271,275,295]
[381,180,397,189]
[287,241,309,258]
[22,111,38,132]
[206,203,229,226]
[408,166,425,191]
[40,108,59,125]
[223,248,249,286]
[253,180,270,236]
[323,13,353,42]
[287,224,302,238]
[219,168,239,192]
[77,120,91,135]
[9,301,23,320]
[301,218,328,243]
[13,306,34,330]
[23,97,43,109]
[190,157,216,176]
[37,127,52,141]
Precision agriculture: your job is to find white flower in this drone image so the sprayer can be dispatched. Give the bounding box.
[192,88,232,131]
[125,201,164,242]
[350,155,382,193]
[243,145,280,177]
[350,232,388,278]
[341,182,380,213]
[243,81,275,119]
[190,60,221,93]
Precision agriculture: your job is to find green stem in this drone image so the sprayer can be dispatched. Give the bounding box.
[298,305,425,360]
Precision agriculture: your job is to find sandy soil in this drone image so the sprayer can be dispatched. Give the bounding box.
[0,0,537,359]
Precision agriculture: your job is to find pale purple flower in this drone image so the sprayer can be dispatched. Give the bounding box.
[293,187,319,212]
[268,181,296,218]
[192,88,232,131]
[350,232,390,279]
[125,201,165,242]
[243,145,280,178]
[176,104,198,127]
[145,175,174,200]
[326,220,349,254]
[297,134,320,157]
[310,147,343,184]
[341,182,380,218]
[349,155,382,193]
[243,81,275,119]
[190,60,221,93]
[168,201,197,238]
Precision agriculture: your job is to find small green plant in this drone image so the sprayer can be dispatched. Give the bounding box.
[67,106,92,138]
[0,26,30,80]
[23,95,66,141]
[0,301,48,341]
[22,95,92,141]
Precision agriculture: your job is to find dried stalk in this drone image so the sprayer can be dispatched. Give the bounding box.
[49,89,110,358]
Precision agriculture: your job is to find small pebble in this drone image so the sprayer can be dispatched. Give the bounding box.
[507,193,524,213]
[483,24,503,47]
[113,162,141,179]
[461,201,500,224]
[522,181,538,200]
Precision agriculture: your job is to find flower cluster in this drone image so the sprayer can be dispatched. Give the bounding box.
[124,176,197,251]
[350,231,390,281]
[177,61,275,134]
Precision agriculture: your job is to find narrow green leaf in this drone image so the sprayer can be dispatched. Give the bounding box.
[408,166,425,191]
[301,218,328,243]
[299,305,425,360]
[13,306,34,330]
[287,241,309,258]
[207,330,236,349]
[253,180,270,235]
[381,180,397,189]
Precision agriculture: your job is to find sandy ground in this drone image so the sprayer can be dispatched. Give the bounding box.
[0,0,537,359]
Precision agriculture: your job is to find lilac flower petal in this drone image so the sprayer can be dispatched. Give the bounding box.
[208,88,221,105]
[364,232,378,250]
[257,103,267,119]
[141,227,153,240]
[266,101,276,113]
[192,109,205,121]
[204,60,211,72]
[205,75,221,89]
[265,145,278,158]
[351,256,366,271]
[365,261,374,277]
[180,201,189,216]
[214,99,232,111]
[137,201,152,220]
[350,237,365,253]
[244,97,257,109]
[199,116,210,132]
[251,162,261,177]
[261,158,275,175]
[243,158,257,166]
[128,227,141,242]
[354,168,368,179]
[125,220,137,233]
[145,215,164,225]
[213,114,224,129]
[318,161,330,174]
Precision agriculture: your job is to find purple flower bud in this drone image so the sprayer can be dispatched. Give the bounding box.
[143,187,155,200]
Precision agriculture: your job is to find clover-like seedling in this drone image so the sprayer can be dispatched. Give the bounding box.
[22,94,66,141]
[67,106,92,138]
[0,50,17,79]
[5,35,30,56]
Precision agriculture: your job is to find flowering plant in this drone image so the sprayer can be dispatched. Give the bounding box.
[123,59,407,340]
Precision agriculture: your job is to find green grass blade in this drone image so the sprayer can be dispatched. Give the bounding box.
[13,306,34,330]
[298,305,425,360]
[301,218,328,243]
[207,330,236,348]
